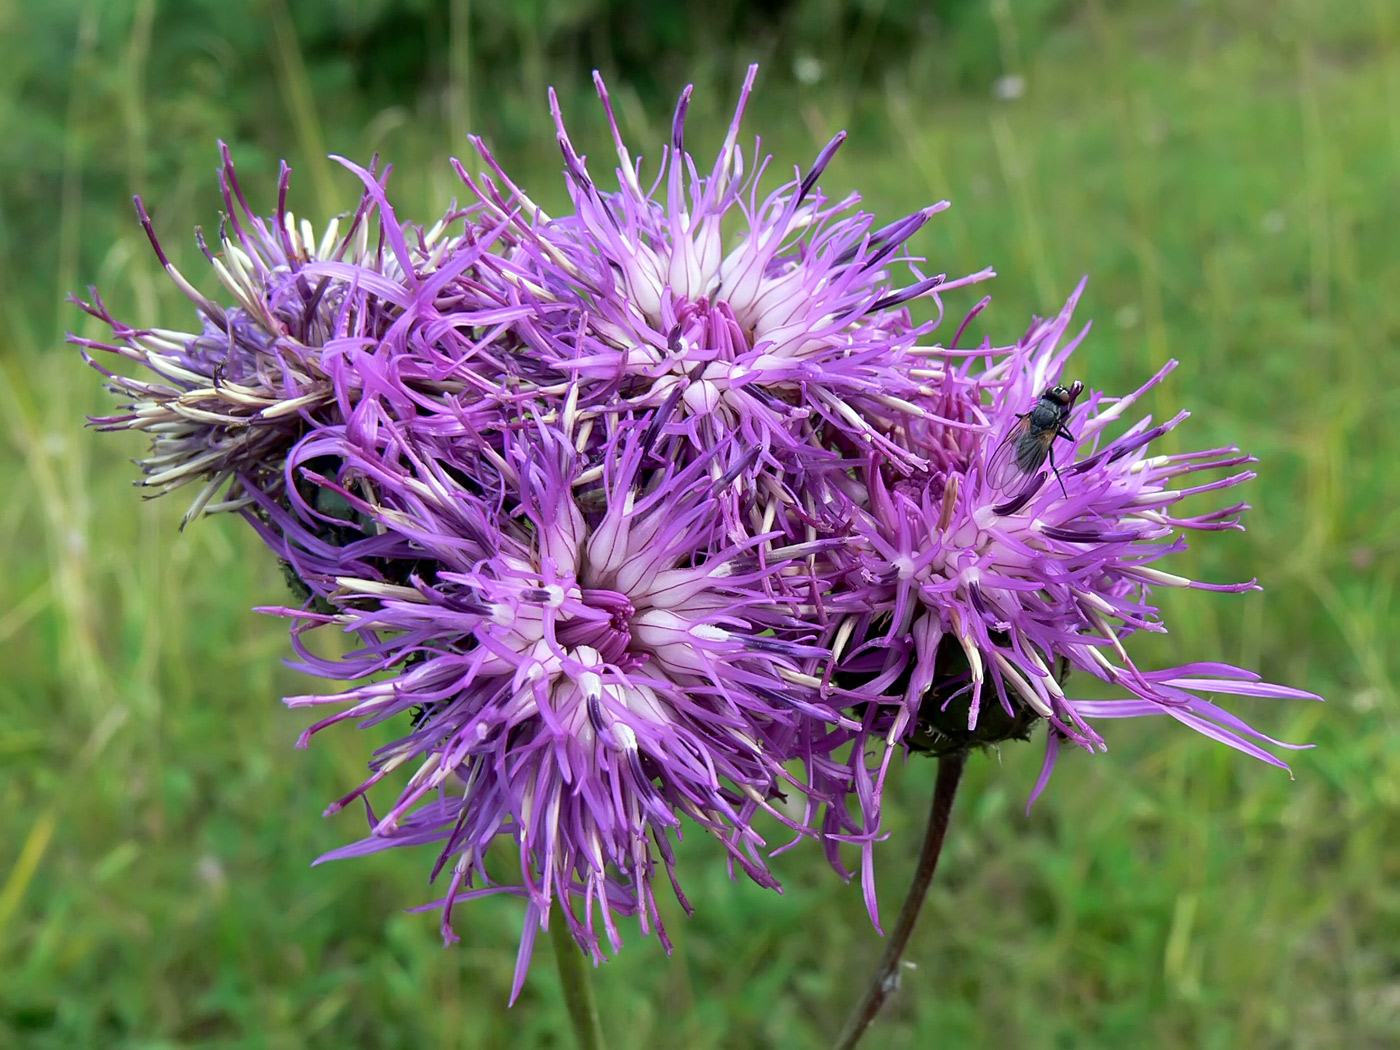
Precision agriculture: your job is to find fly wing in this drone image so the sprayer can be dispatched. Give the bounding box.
[985,415,1035,492]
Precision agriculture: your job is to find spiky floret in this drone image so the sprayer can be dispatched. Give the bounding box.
[829,283,1318,807]
[456,65,993,488]
[72,147,517,525]
[261,413,858,1000]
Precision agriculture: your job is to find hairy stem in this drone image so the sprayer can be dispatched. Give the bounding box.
[832,749,968,1050]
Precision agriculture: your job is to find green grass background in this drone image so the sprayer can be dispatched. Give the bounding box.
[3,1,1397,1047]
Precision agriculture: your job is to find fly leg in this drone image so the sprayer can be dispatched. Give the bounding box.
[1049,425,1076,498]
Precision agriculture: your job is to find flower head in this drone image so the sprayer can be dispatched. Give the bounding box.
[458,65,993,486]
[72,146,513,526]
[831,282,1319,807]
[266,411,854,999]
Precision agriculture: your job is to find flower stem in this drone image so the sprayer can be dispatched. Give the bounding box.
[550,916,606,1050]
[832,749,968,1050]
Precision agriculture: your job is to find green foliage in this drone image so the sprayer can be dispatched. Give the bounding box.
[3,0,1398,1047]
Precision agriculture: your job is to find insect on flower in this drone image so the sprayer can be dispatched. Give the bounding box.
[986,380,1084,497]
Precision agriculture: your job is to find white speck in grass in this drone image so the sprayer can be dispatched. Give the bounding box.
[64,528,86,556]
[196,854,227,893]
[1354,688,1380,712]
[793,54,824,85]
[1115,303,1142,329]
[1262,210,1287,235]
[993,74,1026,101]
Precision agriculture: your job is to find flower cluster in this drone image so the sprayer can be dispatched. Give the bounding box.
[76,66,1316,997]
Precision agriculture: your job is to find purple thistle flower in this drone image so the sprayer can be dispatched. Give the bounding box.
[262,412,856,1001]
[455,65,994,479]
[832,281,1318,809]
[72,145,514,526]
[73,62,1319,1000]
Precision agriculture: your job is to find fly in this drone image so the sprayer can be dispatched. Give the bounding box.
[985,380,1084,498]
